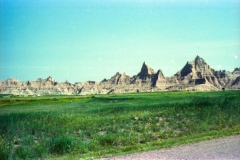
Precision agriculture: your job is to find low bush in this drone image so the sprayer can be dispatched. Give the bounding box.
[48,136,75,154]
[0,150,8,160]
[98,134,116,146]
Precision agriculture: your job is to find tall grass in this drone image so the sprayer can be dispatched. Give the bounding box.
[0,91,239,159]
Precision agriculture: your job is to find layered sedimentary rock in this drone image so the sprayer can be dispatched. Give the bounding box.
[0,76,76,95]
[154,70,178,89]
[131,62,156,89]
[0,56,239,95]
[172,56,240,90]
[175,56,215,84]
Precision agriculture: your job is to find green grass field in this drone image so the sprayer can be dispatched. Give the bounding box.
[0,91,240,160]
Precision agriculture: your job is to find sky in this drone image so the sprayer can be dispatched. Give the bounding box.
[1,0,240,83]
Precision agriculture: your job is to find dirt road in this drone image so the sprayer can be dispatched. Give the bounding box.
[103,134,240,160]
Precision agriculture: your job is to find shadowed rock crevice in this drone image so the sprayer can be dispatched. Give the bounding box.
[180,62,193,78]
[137,62,155,78]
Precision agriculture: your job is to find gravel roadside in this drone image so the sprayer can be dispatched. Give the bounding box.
[102,134,240,160]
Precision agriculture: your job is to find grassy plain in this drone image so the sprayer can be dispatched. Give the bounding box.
[0,91,240,159]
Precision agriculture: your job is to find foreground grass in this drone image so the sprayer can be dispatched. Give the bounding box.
[0,91,239,159]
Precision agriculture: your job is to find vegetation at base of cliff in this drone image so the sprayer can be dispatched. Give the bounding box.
[0,91,240,159]
[0,95,92,107]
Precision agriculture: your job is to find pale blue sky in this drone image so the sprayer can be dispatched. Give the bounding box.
[1,0,239,83]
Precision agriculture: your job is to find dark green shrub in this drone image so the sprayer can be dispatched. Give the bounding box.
[190,97,212,108]
[48,136,75,154]
[0,150,8,160]
[53,97,60,101]
[34,144,47,158]
[15,146,29,159]
[98,134,116,146]
[77,141,90,154]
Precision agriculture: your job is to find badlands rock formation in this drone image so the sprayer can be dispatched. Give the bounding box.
[0,56,239,95]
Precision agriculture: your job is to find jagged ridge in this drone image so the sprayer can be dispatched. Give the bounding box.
[0,56,239,95]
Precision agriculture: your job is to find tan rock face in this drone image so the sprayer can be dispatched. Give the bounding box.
[154,70,177,89]
[172,56,240,90]
[175,56,215,80]
[0,56,239,95]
